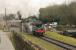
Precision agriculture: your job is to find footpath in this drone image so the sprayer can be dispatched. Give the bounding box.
[0,30,15,50]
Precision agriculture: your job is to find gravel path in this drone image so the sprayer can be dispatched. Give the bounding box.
[0,30,15,50]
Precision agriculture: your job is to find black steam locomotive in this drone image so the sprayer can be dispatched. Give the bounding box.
[8,16,45,36]
[24,17,45,36]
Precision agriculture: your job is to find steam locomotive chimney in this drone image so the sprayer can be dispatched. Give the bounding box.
[17,11,22,32]
[17,11,22,20]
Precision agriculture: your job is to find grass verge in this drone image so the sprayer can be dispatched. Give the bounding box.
[10,32,35,50]
[18,32,64,50]
[45,31,76,46]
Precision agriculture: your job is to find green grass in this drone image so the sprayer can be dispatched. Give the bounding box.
[18,32,63,50]
[10,33,34,50]
[45,31,76,46]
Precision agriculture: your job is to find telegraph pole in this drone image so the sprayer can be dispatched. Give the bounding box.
[5,8,8,31]
[5,8,6,17]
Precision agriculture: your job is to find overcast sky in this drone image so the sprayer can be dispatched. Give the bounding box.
[0,0,75,17]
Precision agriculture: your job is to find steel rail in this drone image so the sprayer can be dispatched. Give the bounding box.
[40,36,76,50]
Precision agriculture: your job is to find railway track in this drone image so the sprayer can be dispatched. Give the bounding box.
[40,36,76,50]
